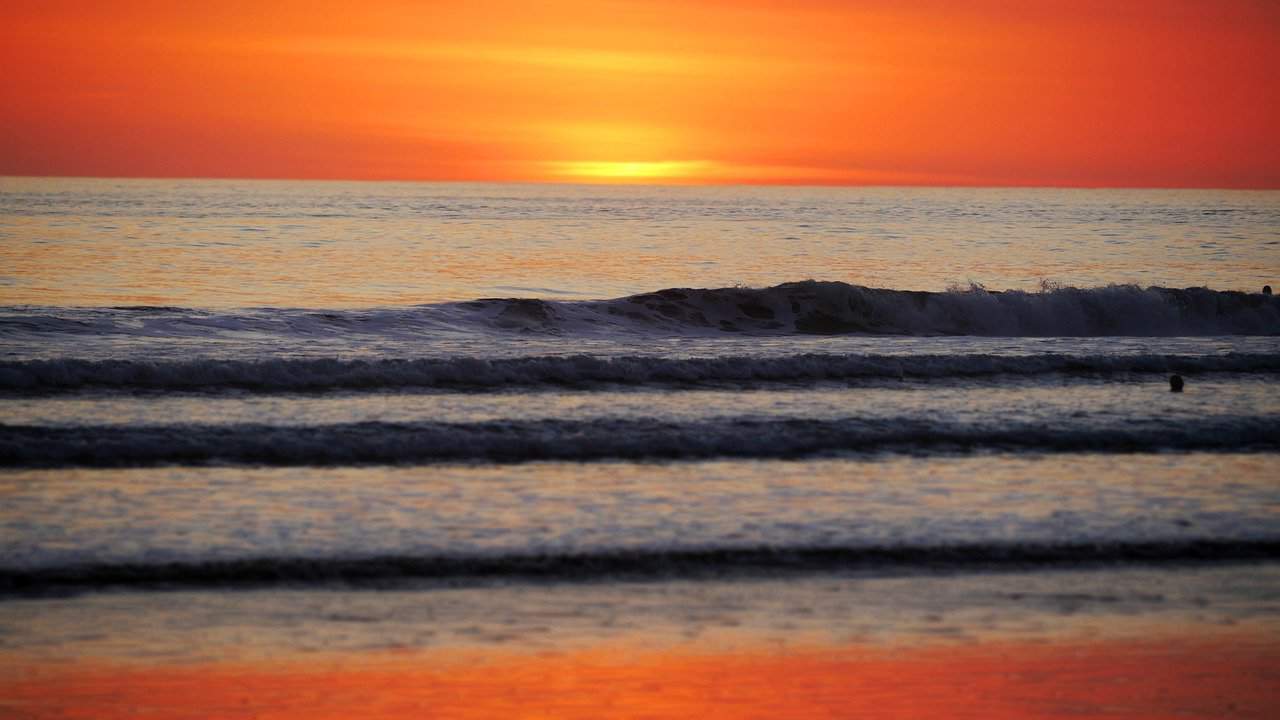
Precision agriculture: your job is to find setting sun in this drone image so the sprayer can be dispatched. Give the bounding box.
[547,160,712,182]
[3,0,1277,186]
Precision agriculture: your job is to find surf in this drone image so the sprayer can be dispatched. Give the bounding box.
[3,281,1277,344]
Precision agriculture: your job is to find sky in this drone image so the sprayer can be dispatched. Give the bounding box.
[2,0,1278,187]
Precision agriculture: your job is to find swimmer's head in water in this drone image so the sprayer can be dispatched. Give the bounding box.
[1169,374,1185,392]
[1265,285,1273,295]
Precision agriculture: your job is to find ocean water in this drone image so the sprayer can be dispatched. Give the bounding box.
[2,179,1280,716]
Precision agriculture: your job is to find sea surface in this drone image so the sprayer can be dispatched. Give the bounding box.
[1,178,1279,717]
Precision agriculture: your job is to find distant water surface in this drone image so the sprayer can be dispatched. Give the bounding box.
[1,178,1277,306]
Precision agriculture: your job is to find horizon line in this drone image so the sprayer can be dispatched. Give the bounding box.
[3,173,1279,192]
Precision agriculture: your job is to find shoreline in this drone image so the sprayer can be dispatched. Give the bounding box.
[4,564,1278,718]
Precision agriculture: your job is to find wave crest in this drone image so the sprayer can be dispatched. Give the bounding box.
[3,416,1275,468]
[4,540,1276,596]
[4,282,1277,340]
[574,281,1280,336]
[2,353,1276,393]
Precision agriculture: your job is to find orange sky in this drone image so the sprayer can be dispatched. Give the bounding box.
[2,0,1278,186]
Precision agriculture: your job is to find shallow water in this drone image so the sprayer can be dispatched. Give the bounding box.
[4,567,1279,719]
[2,178,1277,585]
[5,565,1279,662]
[2,454,1277,574]
[2,179,1278,717]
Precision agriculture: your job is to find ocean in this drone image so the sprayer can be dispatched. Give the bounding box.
[2,178,1279,717]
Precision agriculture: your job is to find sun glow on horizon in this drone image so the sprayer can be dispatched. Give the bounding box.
[546,160,714,183]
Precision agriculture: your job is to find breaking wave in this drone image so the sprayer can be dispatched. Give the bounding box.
[3,281,1278,341]
[3,539,1276,596]
[4,415,1276,468]
[4,353,1278,393]
[574,281,1280,336]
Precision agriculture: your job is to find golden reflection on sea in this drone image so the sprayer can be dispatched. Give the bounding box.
[5,628,1277,719]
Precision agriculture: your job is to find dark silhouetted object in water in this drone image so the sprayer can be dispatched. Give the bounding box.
[1264,285,1273,295]
[1170,374,1184,392]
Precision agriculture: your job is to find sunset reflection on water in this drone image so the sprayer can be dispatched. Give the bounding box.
[7,630,1278,719]
[4,566,1279,719]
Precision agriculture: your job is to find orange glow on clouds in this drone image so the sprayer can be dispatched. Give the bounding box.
[2,0,1278,186]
